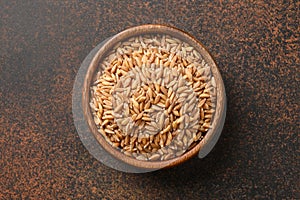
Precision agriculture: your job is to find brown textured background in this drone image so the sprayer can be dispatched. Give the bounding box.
[1,0,299,199]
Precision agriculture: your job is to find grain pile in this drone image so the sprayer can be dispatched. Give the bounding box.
[89,34,216,161]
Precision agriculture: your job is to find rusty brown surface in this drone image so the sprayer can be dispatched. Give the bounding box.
[1,1,299,199]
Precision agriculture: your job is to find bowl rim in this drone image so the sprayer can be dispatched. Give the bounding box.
[82,24,226,169]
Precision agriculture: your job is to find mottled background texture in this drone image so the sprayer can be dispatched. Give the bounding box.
[0,0,299,199]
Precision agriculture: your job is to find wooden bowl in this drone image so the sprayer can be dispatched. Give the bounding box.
[82,24,226,171]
